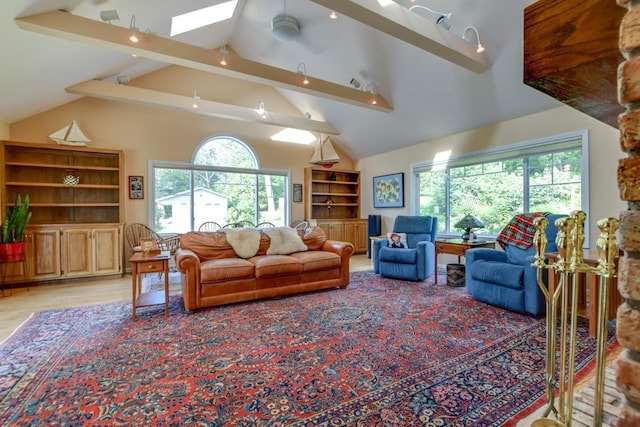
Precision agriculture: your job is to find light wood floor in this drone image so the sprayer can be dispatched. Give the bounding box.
[0,254,374,342]
[0,254,621,424]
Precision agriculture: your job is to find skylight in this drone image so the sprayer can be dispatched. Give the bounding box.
[170,0,238,37]
[271,129,318,145]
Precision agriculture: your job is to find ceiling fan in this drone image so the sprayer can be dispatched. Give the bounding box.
[267,0,330,53]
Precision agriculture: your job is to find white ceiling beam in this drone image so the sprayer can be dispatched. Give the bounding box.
[15,10,392,112]
[309,0,490,74]
[66,80,340,135]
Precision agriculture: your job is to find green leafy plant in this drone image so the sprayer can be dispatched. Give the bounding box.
[2,194,32,243]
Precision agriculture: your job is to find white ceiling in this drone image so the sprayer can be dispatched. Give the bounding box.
[1,0,561,159]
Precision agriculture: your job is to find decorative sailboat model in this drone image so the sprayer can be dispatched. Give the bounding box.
[309,136,340,168]
[49,120,91,146]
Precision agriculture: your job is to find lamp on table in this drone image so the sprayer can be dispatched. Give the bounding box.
[454,214,485,241]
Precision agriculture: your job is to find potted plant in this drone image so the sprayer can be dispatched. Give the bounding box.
[0,194,32,262]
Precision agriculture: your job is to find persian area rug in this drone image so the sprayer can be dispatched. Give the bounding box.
[0,272,616,426]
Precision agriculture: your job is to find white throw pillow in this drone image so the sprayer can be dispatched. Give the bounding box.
[264,227,308,255]
[387,232,408,248]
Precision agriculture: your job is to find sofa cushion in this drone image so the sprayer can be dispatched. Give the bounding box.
[200,258,256,283]
[289,251,341,272]
[250,255,303,278]
[379,247,417,264]
[222,228,262,258]
[469,260,524,290]
[263,227,308,255]
[299,226,326,250]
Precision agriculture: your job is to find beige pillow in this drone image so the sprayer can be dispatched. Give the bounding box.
[263,227,308,255]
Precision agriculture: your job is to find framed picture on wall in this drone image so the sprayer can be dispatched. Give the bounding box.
[129,176,144,199]
[293,183,303,203]
[373,173,404,208]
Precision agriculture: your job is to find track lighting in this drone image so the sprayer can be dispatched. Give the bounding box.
[129,15,139,43]
[99,10,119,24]
[329,10,337,19]
[297,63,309,85]
[220,41,228,66]
[192,90,200,109]
[349,78,361,89]
[256,102,266,118]
[409,5,453,30]
[463,26,485,53]
[365,84,377,105]
[116,75,129,85]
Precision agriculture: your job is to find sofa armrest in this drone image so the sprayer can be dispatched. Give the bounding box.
[465,248,507,264]
[175,248,201,311]
[321,240,354,285]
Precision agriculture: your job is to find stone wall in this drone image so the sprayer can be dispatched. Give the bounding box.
[615,1,640,425]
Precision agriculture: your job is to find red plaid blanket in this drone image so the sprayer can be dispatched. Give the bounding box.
[497,212,548,250]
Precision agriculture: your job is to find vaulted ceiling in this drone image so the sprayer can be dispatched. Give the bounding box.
[2,0,562,159]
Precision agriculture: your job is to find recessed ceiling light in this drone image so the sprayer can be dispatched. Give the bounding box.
[171,0,238,37]
[271,129,317,145]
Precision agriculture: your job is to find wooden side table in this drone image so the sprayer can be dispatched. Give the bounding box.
[130,251,170,321]
[546,250,622,337]
[369,236,387,263]
[434,239,496,284]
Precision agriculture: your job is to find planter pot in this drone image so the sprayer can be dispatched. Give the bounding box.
[0,242,25,262]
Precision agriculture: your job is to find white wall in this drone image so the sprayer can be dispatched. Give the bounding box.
[356,105,625,249]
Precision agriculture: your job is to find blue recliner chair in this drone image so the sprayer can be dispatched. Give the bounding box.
[465,213,566,316]
[373,216,438,281]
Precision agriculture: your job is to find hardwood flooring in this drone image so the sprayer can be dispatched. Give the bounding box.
[0,254,621,424]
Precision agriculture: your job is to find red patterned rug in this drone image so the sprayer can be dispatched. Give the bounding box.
[0,272,615,426]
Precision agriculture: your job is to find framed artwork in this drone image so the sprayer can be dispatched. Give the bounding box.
[293,183,303,203]
[129,176,144,199]
[373,173,404,208]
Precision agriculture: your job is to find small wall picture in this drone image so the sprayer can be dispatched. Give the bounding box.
[129,176,144,199]
[293,183,303,203]
[373,173,404,208]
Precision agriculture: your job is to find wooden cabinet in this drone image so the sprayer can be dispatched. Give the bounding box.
[305,168,367,254]
[26,224,123,281]
[2,141,125,283]
[317,219,368,254]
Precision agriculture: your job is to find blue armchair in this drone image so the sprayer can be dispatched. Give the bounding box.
[373,216,438,281]
[465,213,566,316]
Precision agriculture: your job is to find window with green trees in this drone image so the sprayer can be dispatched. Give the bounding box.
[413,131,587,237]
[151,136,288,233]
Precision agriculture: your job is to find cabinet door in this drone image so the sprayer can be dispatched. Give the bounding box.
[344,221,357,248]
[329,222,345,241]
[25,228,61,280]
[355,220,369,253]
[92,227,121,275]
[62,229,92,277]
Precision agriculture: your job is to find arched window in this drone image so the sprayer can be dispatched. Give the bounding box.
[151,136,288,233]
[193,136,258,168]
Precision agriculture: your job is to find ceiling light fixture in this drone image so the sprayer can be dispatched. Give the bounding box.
[129,15,139,43]
[192,89,200,109]
[116,75,129,84]
[409,5,453,30]
[99,10,119,24]
[220,40,228,65]
[349,78,361,89]
[329,10,337,19]
[297,63,309,85]
[463,26,485,53]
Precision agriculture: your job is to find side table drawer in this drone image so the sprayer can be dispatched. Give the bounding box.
[435,242,467,257]
[138,260,164,273]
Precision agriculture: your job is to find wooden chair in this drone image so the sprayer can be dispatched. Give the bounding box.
[223,220,255,228]
[125,223,180,256]
[292,220,308,230]
[198,221,222,232]
[255,222,275,228]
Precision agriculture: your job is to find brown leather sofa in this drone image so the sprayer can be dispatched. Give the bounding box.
[175,226,354,311]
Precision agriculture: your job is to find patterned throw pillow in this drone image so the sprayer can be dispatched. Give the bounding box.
[387,232,408,248]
